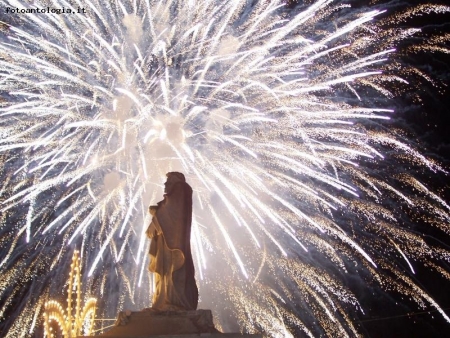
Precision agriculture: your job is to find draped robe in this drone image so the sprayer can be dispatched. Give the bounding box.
[146,181,198,311]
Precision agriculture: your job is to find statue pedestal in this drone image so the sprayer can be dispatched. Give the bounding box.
[83,335,261,338]
[79,309,262,337]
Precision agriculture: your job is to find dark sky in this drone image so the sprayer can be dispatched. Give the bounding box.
[287,0,450,337]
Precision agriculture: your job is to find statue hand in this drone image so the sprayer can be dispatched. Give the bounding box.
[146,221,157,238]
[149,205,158,216]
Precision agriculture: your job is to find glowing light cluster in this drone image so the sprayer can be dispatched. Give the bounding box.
[43,251,96,337]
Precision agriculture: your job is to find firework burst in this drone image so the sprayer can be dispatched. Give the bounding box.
[0,0,449,336]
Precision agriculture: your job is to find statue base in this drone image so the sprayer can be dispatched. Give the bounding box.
[82,335,261,338]
[80,309,262,337]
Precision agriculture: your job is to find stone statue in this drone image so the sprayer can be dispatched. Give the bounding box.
[98,171,259,337]
[146,172,198,311]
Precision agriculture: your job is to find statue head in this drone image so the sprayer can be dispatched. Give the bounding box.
[164,172,185,194]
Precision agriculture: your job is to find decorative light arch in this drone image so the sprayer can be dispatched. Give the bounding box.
[44,251,97,337]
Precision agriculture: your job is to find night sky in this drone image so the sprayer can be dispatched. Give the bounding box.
[288,0,450,337]
[361,4,450,337]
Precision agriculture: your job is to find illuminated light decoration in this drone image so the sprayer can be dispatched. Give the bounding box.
[43,251,97,338]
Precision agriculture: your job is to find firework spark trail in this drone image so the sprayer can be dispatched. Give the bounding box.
[0,0,449,336]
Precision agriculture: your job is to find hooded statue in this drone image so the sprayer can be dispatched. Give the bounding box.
[146,172,198,311]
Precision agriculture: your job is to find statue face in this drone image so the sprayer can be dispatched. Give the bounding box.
[164,172,185,194]
[164,175,178,194]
